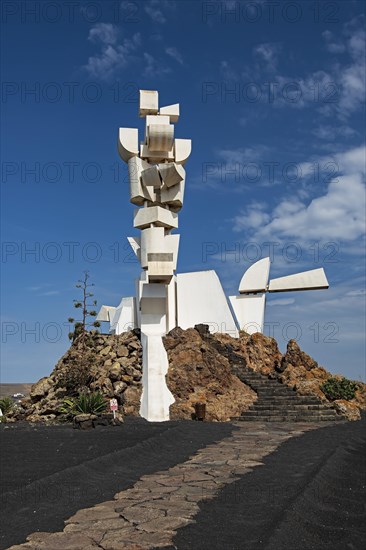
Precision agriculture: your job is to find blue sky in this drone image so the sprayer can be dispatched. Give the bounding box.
[1,0,365,383]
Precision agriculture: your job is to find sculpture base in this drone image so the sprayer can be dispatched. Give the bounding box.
[139,332,175,422]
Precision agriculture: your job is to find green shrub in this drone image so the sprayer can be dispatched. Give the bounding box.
[321,377,359,401]
[0,397,15,415]
[60,391,108,416]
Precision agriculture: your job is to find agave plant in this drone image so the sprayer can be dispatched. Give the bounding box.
[60,392,108,416]
[0,396,15,415]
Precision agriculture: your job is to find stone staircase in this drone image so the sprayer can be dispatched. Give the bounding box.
[231,365,343,422]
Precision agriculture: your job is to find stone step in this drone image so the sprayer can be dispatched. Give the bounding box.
[247,387,292,392]
[241,409,338,418]
[255,396,307,401]
[256,392,297,398]
[248,390,297,395]
[238,378,279,384]
[257,396,321,404]
[240,378,276,384]
[249,387,295,393]
[232,415,343,422]
[248,404,331,411]
[242,378,282,382]
[233,368,342,423]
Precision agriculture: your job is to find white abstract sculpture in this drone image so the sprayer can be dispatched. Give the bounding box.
[230,260,329,334]
[97,89,329,421]
[110,90,191,421]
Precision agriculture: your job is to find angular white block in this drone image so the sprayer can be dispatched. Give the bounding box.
[140,227,165,268]
[140,281,167,300]
[96,305,116,323]
[118,128,139,162]
[177,271,238,337]
[174,138,192,165]
[268,268,329,292]
[147,260,174,282]
[139,332,175,422]
[146,115,170,127]
[141,165,162,189]
[134,206,178,230]
[139,90,158,117]
[158,162,185,188]
[109,297,137,334]
[239,257,271,294]
[159,103,180,123]
[165,234,180,270]
[166,276,177,332]
[127,236,141,261]
[128,157,154,205]
[139,282,167,334]
[161,179,185,212]
[143,184,156,202]
[148,124,174,152]
[128,155,150,181]
[229,294,266,334]
[140,143,174,162]
[140,227,179,269]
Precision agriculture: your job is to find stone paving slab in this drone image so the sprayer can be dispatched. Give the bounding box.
[7,422,324,550]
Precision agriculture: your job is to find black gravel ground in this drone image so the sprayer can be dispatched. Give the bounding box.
[2,418,365,550]
[168,418,366,550]
[0,418,233,549]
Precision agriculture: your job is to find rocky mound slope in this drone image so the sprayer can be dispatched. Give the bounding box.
[9,326,365,423]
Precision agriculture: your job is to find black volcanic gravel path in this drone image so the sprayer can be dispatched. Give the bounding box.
[2,419,365,550]
[0,418,233,550]
[167,418,366,550]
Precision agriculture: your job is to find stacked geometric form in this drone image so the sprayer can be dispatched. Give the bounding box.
[97,90,329,422]
[111,91,191,421]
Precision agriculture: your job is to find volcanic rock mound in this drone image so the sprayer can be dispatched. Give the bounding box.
[9,327,366,423]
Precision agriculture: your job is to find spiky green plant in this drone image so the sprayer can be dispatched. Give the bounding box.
[0,397,15,415]
[60,392,108,416]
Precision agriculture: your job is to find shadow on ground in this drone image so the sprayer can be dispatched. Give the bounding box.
[166,418,366,550]
[0,418,233,549]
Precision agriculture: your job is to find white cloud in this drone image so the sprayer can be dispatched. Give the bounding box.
[335,145,366,174]
[194,146,274,192]
[254,42,282,71]
[26,285,60,296]
[267,298,295,307]
[312,124,356,141]
[84,19,177,81]
[326,16,365,118]
[143,52,171,77]
[88,23,119,45]
[322,30,346,54]
[241,17,365,119]
[84,30,141,81]
[345,289,366,297]
[166,46,183,65]
[261,174,364,240]
[233,202,270,232]
[232,146,366,243]
[218,145,271,164]
[144,0,175,24]
[300,144,365,180]
[273,70,335,110]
